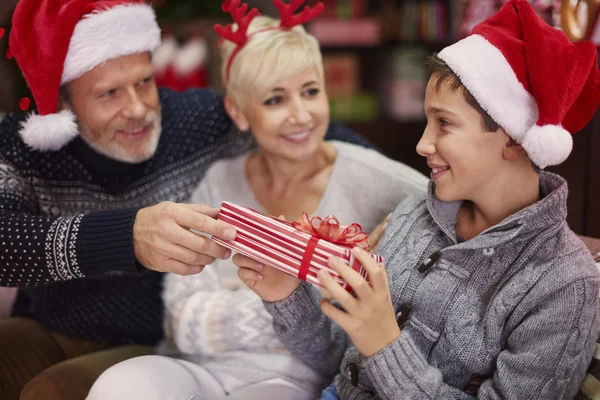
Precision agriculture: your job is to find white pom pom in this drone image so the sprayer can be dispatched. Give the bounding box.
[19,110,79,151]
[521,124,573,169]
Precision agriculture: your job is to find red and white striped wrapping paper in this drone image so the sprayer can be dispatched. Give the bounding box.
[214,201,384,294]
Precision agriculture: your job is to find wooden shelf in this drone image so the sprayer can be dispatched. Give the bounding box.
[319,40,454,52]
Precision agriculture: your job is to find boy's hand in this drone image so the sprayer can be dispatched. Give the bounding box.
[233,254,302,302]
[318,247,400,358]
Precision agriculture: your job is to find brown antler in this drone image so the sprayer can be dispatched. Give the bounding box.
[214,0,260,46]
[273,0,324,29]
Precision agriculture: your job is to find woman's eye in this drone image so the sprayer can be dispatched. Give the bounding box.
[306,88,320,96]
[263,96,283,106]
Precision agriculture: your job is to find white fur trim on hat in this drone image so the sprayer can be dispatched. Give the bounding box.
[20,110,78,151]
[438,34,539,141]
[521,124,573,169]
[61,3,161,84]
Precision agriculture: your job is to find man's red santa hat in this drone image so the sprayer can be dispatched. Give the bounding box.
[9,0,161,151]
[438,0,600,168]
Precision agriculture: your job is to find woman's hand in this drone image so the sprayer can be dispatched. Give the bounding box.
[367,213,391,252]
[318,247,400,358]
[233,213,302,302]
[233,254,302,302]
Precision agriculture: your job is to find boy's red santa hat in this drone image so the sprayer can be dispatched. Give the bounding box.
[438,0,600,168]
[9,0,161,151]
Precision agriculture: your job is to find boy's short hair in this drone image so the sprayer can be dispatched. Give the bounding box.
[220,16,324,109]
[426,54,500,133]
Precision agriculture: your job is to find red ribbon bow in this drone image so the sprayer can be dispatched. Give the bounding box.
[292,213,370,250]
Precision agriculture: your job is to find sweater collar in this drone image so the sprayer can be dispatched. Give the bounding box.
[68,136,151,177]
[426,171,568,248]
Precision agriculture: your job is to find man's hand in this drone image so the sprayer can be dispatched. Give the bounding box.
[133,202,236,275]
[318,247,400,358]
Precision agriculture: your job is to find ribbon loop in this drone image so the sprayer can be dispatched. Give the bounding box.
[292,212,370,250]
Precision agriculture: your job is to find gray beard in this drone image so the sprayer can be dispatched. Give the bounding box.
[78,115,162,164]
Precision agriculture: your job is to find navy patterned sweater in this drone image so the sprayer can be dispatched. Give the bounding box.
[0,88,373,345]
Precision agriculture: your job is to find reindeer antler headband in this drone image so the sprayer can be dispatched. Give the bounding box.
[214,0,325,82]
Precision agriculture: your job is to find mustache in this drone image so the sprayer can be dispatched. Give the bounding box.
[110,111,160,134]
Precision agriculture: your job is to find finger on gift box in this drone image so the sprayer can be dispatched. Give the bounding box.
[318,267,357,308]
[238,266,264,284]
[327,255,374,300]
[177,204,236,241]
[351,247,388,293]
[318,287,334,300]
[231,253,264,272]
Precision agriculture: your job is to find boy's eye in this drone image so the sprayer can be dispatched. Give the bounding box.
[439,118,450,127]
[264,96,283,106]
[305,88,320,97]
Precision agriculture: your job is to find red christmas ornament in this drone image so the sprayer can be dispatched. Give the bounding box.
[19,98,31,111]
[5,48,13,59]
[0,28,5,39]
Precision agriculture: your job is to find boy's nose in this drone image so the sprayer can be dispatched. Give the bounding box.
[416,134,435,157]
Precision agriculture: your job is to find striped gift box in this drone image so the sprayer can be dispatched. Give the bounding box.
[214,201,384,294]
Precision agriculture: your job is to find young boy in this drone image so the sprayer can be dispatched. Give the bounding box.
[235,1,600,398]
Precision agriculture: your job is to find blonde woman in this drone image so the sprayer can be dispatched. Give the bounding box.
[86,4,428,400]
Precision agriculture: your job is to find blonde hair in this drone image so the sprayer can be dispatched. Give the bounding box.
[220,15,324,108]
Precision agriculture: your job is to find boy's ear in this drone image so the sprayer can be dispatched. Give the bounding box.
[57,96,70,112]
[224,96,250,132]
[502,135,527,161]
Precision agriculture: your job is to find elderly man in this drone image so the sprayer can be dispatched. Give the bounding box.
[0,1,371,399]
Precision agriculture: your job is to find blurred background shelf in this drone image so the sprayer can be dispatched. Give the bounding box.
[1,0,599,236]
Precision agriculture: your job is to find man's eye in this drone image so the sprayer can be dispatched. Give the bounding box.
[100,89,117,99]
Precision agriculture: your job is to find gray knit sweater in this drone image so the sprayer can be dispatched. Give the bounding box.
[265,171,600,399]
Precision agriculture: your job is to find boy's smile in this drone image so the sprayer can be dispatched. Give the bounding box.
[428,162,451,180]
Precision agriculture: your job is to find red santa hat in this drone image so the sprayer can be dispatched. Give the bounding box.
[438,0,600,168]
[9,0,161,151]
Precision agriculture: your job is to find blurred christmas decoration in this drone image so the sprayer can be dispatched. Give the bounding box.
[148,0,225,24]
[153,37,209,91]
[458,0,561,38]
[560,0,600,42]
